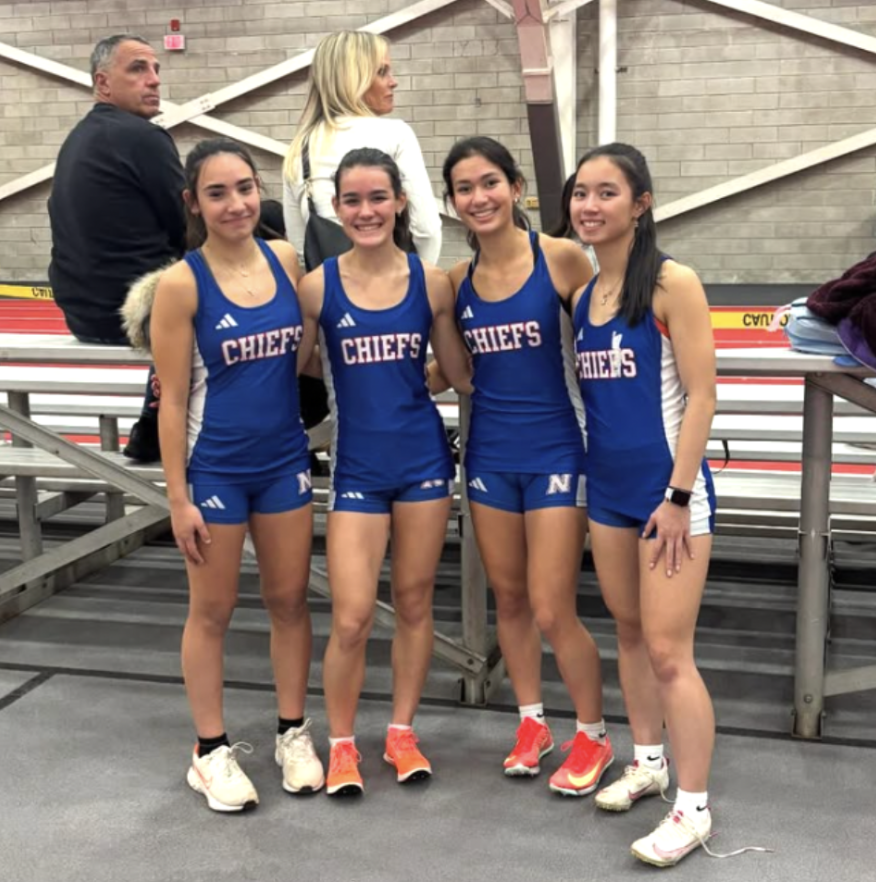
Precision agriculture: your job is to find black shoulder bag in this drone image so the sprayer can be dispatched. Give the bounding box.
[301,138,352,272]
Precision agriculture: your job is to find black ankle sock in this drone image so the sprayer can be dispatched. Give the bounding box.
[278,716,305,735]
[197,733,230,757]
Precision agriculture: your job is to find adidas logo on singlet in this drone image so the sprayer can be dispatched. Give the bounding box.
[460,305,475,320]
[200,495,226,510]
[577,328,584,342]
[337,313,357,328]
[215,314,239,330]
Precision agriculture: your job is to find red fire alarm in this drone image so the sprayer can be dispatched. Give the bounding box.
[170,19,181,32]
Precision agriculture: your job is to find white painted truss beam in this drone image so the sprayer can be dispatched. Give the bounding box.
[656,128,876,223]
[701,0,876,58]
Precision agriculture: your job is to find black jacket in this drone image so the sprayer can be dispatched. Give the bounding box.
[48,103,186,341]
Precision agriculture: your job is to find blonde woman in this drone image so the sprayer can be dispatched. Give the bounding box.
[283,31,441,265]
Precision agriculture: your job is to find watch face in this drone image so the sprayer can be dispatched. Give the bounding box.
[667,488,691,507]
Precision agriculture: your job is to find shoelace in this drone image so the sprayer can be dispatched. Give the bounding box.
[613,762,672,804]
[558,734,602,772]
[663,810,774,861]
[330,742,361,774]
[279,719,316,760]
[390,730,421,756]
[514,718,546,754]
[210,741,254,780]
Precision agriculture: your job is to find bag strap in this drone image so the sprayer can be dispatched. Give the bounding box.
[302,137,319,218]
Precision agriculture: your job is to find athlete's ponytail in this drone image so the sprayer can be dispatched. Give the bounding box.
[333,148,414,253]
[441,136,531,250]
[575,143,664,327]
[183,138,260,250]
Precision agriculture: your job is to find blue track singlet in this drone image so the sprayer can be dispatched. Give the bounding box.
[318,253,453,492]
[184,239,309,481]
[572,267,715,531]
[455,231,586,475]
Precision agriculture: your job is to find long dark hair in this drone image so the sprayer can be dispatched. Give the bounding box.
[333,148,414,252]
[441,136,530,250]
[184,138,260,250]
[547,173,577,239]
[575,142,664,327]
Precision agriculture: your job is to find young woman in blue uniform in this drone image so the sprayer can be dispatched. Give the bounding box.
[295,148,471,796]
[569,143,718,866]
[440,137,613,797]
[151,139,324,812]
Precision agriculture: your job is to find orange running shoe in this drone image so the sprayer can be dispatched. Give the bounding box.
[503,716,554,776]
[549,732,614,796]
[384,728,432,783]
[326,741,364,797]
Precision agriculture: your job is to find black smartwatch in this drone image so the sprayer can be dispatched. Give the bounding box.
[664,486,692,508]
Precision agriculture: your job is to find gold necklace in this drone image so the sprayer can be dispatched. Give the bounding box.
[205,246,261,298]
[597,278,623,307]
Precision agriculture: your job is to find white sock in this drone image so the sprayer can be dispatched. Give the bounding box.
[634,743,665,771]
[576,719,606,744]
[388,723,412,732]
[674,787,709,817]
[519,702,545,723]
[329,735,355,748]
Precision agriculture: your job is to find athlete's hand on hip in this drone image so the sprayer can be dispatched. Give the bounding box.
[170,501,212,565]
[642,501,693,578]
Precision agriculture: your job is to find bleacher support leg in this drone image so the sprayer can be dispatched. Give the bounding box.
[8,392,43,565]
[458,395,497,705]
[15,476,42,562]
[793,378,833,739]
[99,416,125,522]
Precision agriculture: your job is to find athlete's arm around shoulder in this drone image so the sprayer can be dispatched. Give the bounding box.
[539,234,594,309]
[150,260,198,508]
[655,260,717,489]
[265,238,303,286]
[424,262,473,395]
[295,265,326,378]
[427,258,471,394]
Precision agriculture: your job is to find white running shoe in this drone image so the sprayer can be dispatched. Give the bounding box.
[187,742,259,813]
[594,759,670,812]
[631,808,712,867]
[275,718,325,794]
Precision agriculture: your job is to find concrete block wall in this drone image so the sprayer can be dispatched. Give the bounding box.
[584,0,876,283]
[0,0,874,285]
[0,0,530,277]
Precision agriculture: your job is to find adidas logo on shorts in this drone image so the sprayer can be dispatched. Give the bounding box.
[200,495,226,510]
[468,477,487,492]
[340,491,365,500]
[215,314,239,330]
[460,305,475,320]
[337,313,357,328]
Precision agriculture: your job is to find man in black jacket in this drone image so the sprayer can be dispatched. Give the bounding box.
[48,34,186,461]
